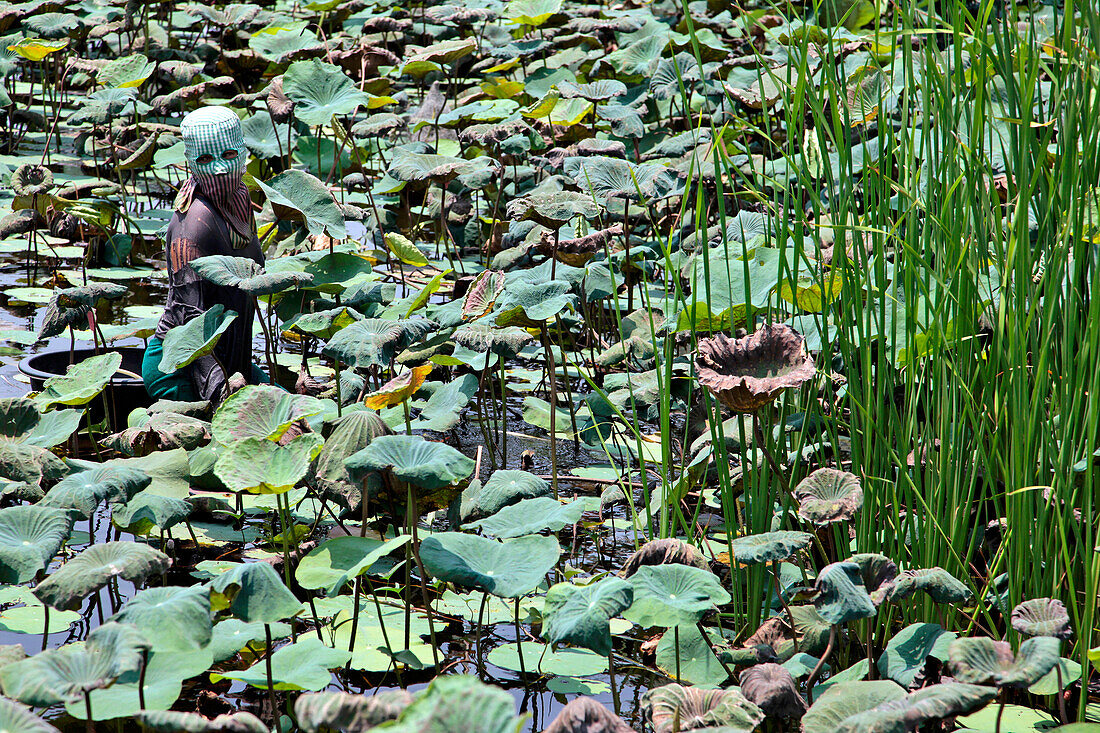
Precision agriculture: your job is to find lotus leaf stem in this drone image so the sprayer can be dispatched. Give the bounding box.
[265,623,282,733]
[805,623,837,692]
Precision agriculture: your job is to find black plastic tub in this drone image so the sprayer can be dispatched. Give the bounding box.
[19,347,152,431]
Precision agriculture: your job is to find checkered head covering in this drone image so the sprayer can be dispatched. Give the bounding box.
[175,106,255,249]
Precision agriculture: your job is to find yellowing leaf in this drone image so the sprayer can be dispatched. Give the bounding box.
[7,38,68,61]
[385,232,429,267]
[522,89,561,119]
[481,77,524,99]
[364,365,432,409]
[405,268,452,317]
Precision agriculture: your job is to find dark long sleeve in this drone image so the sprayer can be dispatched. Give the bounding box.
[154,196,264,403]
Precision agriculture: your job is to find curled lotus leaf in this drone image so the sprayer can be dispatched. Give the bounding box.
[695,325,816,413]
[947,636,1061,689]
[461,270,507,321]
[38,292,89,338]
[463,496,598,539]
[364,365,432,409]
[567,156,683,202]
[506,191,600,229]
[794,468,863,525]
[284,307,362,339]
[542,576,634,656]
[134,710,269,733]
[255,169,347,239]
[10,164,54,196]
[314,410,392,509]
[813,561,877,625]
[887,567,971,605]
[849,553,899,606]
[387,153,496,184]
[0,505,73,584]
[1011,598,1072,639]
[190,255,313,296]
[457,469,550,522]
[322,319,437,369]
[558,79,628,101]
[158,306,237,374]
[0,622,148,707]
[35,351,123,409]
[0,443,67,486]
[212,385,325,443]
[294,689,414,733]
[832,683,997,733]
[730,531,814,566]
[544,697,636,733]
[739,663,807,719]
[34,541,171,611]
[801,681,907,733]
[345,434,474,491]
[55,282,128,309]
[405,38,477,66]
[619,538,711,577]
[644,683,765,733]
[210,562,303,625]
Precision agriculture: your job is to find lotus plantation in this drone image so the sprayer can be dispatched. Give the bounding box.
[0,0,1096,732]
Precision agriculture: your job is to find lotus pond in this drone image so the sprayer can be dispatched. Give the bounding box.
[0,0,1098,732]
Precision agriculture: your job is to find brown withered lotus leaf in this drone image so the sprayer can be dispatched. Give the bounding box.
[619,538,712,578]
[460,119,537,148]
[294,689,414,733]
[744,616,795,653]
[461,270,507,321]
[539,224,624,266]
[452,324,533,356]
[360,16,413,34]
[739,663,808,719]
[1011,598,1072,639]
[644,684,765,733]
[695,324,816,413]
[266,76,294,124]
[152,76,236,114]
[543,697,636,733]
[793,468,863,525]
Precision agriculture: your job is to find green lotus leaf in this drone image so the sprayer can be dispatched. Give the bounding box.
[503,0,562,26]
[379,675,523,733]
[730,531,814,566]
[109,585,212,653]
[55,282,128,309]
[802,681,908,733]
[34,351,123,409]
[209,562,304,624]
[158,305,236,374]
[887,567,971,605]
[212,385,325,443]
[405,38,478,66]
[345,434,474,491]
[878,623,956,688]
[0,697,58,733]
[1028,657,1081,696]
[214,433,324,494]
[294,689,414,733]
[948,636,1061,689]
[810,562,876,626]
[250,24,323,63]
[1011,598,1072,639]
[23,11,82,39]
[558,79,627,101]
[568,156,683,202]
[644,683,765,733]
[283,59,371,126]
[99,53,155,88]
[506,191,600,229]
[111,492,192,536]
[624,564,730,628]
[463,496,598,538]
[849,553,899,605]
[295,535,411,596]
[241,110,298,160]
[41,465,151,517]
[0,505,73,584]
[284,307,362,339]
[190,255,313,296]
[387,153,496,183]
[255,169,347,239]
[419,532,560,598]
[794,468,863,525]
[0,399,42,441]
[956,703,1059,733]
[0,443,68,485]
[451,325,533,356]
[4,405,83,448]
[314,409,391,507]
[542,576,633,656]
[496,278,574,324]
[457,470,551,523]
[0,622,148,706]
[486,641,607,676]
[214,637,351,691]
[834,683,997,733]
[134,710,269,733]
[460,270,507,321]
[322,319,437,369]
[409,375,479,432]
[34,541,171,611]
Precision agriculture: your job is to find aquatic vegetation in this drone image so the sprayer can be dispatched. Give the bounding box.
[0,0,1096,731]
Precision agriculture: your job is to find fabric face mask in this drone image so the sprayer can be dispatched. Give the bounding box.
[177,106,255,248]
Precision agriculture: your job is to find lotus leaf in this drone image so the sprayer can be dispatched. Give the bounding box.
[832,683,997,733]
[624,564,730,628]
[731,531,814,565]
[209,561,303,624]
[295,535,411,596]
[1011,598,1072,639]
[40,465,150,517]
[794,468,863,525]
[284,59,372,126]
[158,306,237,374]
[644,683,765,733]
[314,409,391,506]
[110,585,212,653]
[464,496,598,538]
[214,433,324,494]
[345,434,474,490]
[457,470,550,522]
[740,663,807,719]
[190,255,313,296]
[544,697,634,733]
[814,562,877,625]
[377,675,524,733]
[887,567,971,605]
[419,532,560,598]
[542,576,633,656]
[255,170,347,239]
[802,681,908,733]
[294,690,414,733]
[948,636,1061,688]
[0,505,73,584]
[0,697,58,733]
[134,710,269,733]
[323,319,437,369]
[34,541,170,611]
[212,385,325,442]
[35,351,123,409]
[878,623,956,688]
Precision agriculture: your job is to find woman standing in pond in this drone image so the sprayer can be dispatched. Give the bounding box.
[142,105,270,404]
